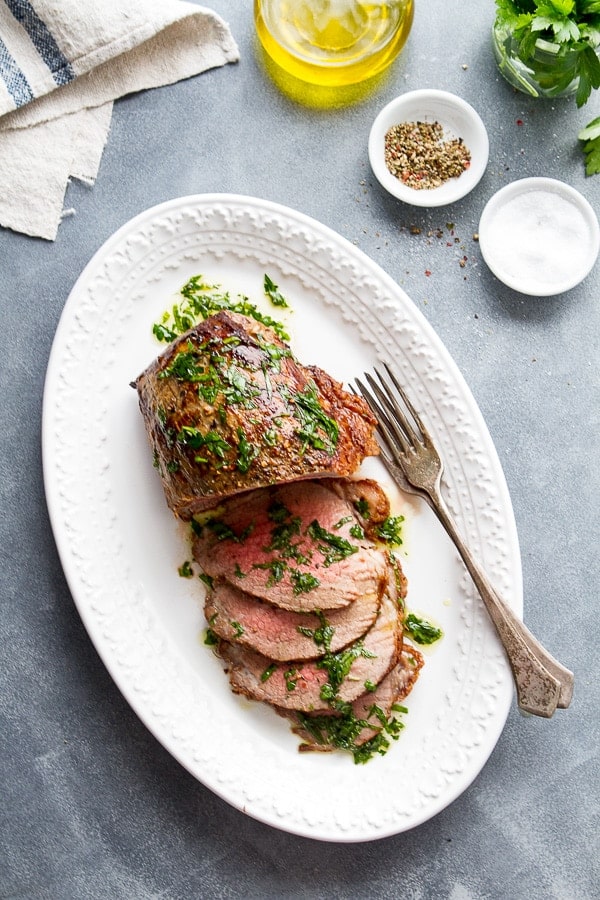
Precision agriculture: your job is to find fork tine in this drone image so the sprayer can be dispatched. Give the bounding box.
[380,363,431,445]
[355,376,411,456]
[366,368,426,451]
[364,373,413,447]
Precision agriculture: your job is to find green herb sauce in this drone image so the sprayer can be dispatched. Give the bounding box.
[404,613,443,645]
[263,273,289,308]
[152,274,290,343]
[293,384,339,454]
[375,515,405,546]
[306,519,359,566]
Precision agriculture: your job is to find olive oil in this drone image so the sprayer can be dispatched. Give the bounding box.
[254,0,414,89]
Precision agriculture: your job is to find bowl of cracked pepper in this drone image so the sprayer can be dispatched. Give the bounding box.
[368,89,489,207]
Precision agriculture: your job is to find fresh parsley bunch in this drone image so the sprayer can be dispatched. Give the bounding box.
[495,0,600,107]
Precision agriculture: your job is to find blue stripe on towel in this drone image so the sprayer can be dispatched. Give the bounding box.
[4,0,75,87]
[0,35,33,106]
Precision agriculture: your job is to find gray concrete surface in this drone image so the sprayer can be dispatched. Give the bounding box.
[1,2,598,898]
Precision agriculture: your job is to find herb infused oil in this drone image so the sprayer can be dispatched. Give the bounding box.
[254,0,414,90]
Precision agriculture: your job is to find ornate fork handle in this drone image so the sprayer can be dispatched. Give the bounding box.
[422,482,574,717]
[356,367,574,719]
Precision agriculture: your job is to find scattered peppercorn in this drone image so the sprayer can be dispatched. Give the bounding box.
[384,121,471,190]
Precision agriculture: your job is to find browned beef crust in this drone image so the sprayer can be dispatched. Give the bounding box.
[133,311,379,519]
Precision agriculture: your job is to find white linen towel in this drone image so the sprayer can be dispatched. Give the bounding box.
[0,0,239,239]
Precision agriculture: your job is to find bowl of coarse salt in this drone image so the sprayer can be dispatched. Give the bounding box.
[368,89,489,207]
[478,177,600,296]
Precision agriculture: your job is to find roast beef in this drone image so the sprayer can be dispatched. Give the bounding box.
[204,577,382,661]
[328,478,391,539]
[133,311,379,519]
[285,647,425,751]
[192,479,388,612]
[218,576,402,712]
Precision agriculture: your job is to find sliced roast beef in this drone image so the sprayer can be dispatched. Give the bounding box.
[283,647,424,751]
[193,479,388,612]
[328,478,391,540]
[133,311,379,519]
[205,576,382,661]
[219,578,402,712]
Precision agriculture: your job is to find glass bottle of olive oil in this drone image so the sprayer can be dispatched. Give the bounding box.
[255,0,414,101]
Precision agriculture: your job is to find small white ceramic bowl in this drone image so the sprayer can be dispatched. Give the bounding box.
[478,177,600,296]
[368,89,489,207]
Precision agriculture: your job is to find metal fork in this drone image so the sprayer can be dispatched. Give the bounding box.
[354,364,574,718]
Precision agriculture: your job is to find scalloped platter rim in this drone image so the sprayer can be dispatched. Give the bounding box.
[42,194,522,843]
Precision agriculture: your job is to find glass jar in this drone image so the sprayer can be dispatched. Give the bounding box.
[492,19,585,99]
[254,0,414,104]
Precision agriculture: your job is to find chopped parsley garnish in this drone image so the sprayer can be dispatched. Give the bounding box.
[257,338,293,371]
[252,558,288,586]
[317,642,376,698]
[306,519,358,566]
[268,500,291,525]
[296,698,406,765]
[223,366,260,407]
[160,345,261,411]
[236,428,259,474]
[206,518,254,543]
[198,572,214,589]
[296,612,335,650]
[230,620,245,638]
[204,628,219,646]
[160,348,204,382]
[263,273,289,308]
[152,274,290,343]
[260,663,276,682]
[190,518,203,538]
[290,569,321,595]
[178,560,193,578]
[354,498,370,518]
[262,502,310,566]
[293,384,339,454]
[333,516,353,530]
[290,617,409,763]
[176,425,231,462]
[262,428,278,447]
[375,515,405,546]
[404,613,443,645]
[284,668,298,691]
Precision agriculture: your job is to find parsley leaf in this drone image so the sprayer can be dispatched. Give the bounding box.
[264,273,289,308]
[404,613,443,646]
[579,115,600,173]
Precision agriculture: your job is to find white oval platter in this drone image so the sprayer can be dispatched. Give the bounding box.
[42,194,522,843]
